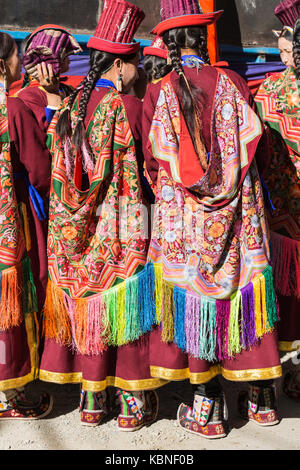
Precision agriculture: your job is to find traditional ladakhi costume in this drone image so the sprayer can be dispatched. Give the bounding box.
[255,0,300,400]
[142,0,282,438]
[15,26,82,312]
[39,0,165,430]
[0,75,52,418]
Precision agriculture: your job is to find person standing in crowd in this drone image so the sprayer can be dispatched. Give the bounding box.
[39,0,165,430]
[143,36,171,85]
[0,32,52,419]
[18,25,82,132]
[142,0,282,439]
[15,26,82,320]
[255,0,300,401]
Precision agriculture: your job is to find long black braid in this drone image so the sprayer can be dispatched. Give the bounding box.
[20,34,32,88]
[56,48,137,151]
[293,16,300,79]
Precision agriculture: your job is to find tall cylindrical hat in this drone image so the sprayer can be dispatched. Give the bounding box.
[143,36,168,59]
[274,0,300,28]
[87,0,145,55]
[152,0,223,36]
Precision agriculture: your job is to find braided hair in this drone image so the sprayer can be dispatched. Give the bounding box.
[56,48,137,150]
[162,26,209,170]
[143,55,172,83]
[20,34,31,88]
[293,16,300,79]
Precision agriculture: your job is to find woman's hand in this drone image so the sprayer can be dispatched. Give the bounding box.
[37,62,59,93]
[36,62,62,108]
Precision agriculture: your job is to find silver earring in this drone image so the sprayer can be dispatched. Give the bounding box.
[116,72,123,92]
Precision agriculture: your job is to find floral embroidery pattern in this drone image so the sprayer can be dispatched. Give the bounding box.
[148,71,269,298]
[256,67,300,242]
[0,89,25,267]
[47,89,148,298]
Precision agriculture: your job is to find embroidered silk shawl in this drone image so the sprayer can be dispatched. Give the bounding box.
[255,67,300,298]
[0,88,37,331]
[145,71,279,361]
[44,89,151,355]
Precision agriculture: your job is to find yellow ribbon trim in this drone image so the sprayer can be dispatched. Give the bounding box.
[0,368,36,392]
[150,364,282,383]
[279,341,300,352]
[39,369,168,392]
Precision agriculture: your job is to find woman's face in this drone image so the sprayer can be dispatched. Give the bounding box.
[2,44,21,85]
[278,37,294,67]
[118,52,140,93]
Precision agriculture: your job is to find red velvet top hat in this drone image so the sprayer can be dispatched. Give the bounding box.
[143,36,168,59]
[152,0,223,36]
[87,0,145,55]
[274,0,300,28]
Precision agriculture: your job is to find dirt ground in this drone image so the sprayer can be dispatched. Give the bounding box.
[1,352,300,451]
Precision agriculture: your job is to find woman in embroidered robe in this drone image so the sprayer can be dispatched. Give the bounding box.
[142,0,282,439]
[39,0,165,431]
[255,13,300,400]
[15,26,82,315]
[0,32,52,419]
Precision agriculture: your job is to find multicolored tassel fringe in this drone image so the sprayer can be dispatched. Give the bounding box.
[43,264,156,356]
[0,256,38,330]
[43,262,279,360]
[271,231,300,298]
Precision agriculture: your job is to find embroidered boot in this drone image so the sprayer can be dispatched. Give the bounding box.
[177,392,228,439]
[80,389,109,426]
[0,387,53,420]
[238,383,279,426]
[116,389,159,432]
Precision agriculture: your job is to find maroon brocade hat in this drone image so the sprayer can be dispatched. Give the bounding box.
[23,25,82,77]
[152,0,223,36]
[274,0,300,28]
[87,0,145,55]
[143,36,168,59]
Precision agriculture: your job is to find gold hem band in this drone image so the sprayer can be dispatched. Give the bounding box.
[150,364,282,383]
[39,369,168,392]
[279,341,300,352]
[0,368,36,392]
[150,365,220,384]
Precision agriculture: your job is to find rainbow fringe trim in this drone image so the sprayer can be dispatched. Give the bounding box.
[0,256,38,330]
[43,263,279,360]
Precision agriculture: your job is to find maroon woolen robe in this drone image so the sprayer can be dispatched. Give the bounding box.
[8,95,51,312]
[142,65,281,384]
[0,96,51,390]
[39,86,167,392]
[17,83,49,134]
[17,81,74,135]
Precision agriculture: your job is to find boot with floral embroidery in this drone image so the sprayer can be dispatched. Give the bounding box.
[0,387,53,420]
[177,391,228,439]
[238,382,279,426]
[79,389,109,426]
[116,389,159,431]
